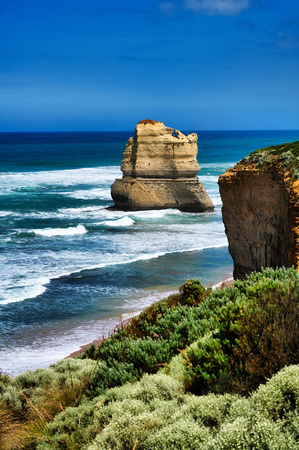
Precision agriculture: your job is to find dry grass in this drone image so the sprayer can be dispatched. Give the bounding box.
[0,370,92,449]
[0,398,24,449]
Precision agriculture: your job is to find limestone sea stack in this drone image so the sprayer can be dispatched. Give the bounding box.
[110,120,214,212]
[218,140,299,279]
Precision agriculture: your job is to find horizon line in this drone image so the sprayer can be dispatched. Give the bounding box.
[1,129,299,133]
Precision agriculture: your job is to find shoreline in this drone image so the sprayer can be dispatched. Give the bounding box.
[67,276,234,359]
[67,316,133,358]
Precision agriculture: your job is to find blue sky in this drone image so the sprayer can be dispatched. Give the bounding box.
[1,0,299,131]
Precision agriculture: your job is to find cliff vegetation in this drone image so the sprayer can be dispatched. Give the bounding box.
[0,268,298,449]
[241,140,299,180]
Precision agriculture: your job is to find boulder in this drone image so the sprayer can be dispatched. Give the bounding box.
[111,120,214,212]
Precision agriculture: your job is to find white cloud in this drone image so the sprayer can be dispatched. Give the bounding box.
[184,0,250,16]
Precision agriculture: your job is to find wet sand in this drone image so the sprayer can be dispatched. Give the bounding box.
[67,317,132,358]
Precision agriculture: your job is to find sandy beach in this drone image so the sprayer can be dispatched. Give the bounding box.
[67,316,132,358]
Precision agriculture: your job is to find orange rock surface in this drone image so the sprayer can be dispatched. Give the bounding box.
[219,142,299,279]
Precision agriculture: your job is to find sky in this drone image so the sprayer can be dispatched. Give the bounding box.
[0,0,299,131]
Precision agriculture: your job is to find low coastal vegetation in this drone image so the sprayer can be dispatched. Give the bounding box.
[241,140,299,179]
[0,268,298,449]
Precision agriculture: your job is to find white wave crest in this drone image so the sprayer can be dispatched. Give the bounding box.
[66,188,111,200]
[0,166,121,195]
[102,217,135,227]
[0,277,48,305]
[57,206,108,218]
[33,225,87,237]
[131,209,181,219]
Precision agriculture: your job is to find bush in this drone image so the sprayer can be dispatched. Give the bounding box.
[86,361,141,397]
[81,286,217,398]
[183,267,299,395]
[82,268,299,398]
[2,268,298,448]
[51,366,299,450]
[36,374,184,449]
[179,279,206,305]
[0,359,97,449]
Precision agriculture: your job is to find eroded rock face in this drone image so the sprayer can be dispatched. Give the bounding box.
[218,141,299,279]
[121,120,199,179]
[111,120,214,212]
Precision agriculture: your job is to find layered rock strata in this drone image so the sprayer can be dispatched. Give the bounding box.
[111,120,214,212]
[218,140,299,279]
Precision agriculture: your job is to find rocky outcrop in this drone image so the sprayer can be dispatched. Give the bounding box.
[218,140,299,279]
[111,120,214,212]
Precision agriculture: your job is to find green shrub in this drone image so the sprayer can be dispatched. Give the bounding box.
[0,358,97,448]
[184,337,233,395]
[179,278,206,305]
[132,418,212,450]
[57,366,298,450]
[3,267,299,448]
[11,359,97,393]
[241,139,299,180]
[82,268,298,399]
[82,290,219,398]
[183,267,299,395]
[36,374,184,449]
[87,361,141,397]
[36,399,100,449]
[250,364,299,420]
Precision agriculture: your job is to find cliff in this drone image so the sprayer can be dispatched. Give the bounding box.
[111,120,214,212]
[218,140,299,279]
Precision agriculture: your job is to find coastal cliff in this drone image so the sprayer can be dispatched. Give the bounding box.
[111,120,214,212]
[218,140,299,279]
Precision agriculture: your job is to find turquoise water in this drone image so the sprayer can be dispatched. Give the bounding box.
[0,130,298,375]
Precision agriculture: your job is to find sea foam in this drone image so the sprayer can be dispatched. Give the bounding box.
[102,217,135,227]
[0,166,121,196]
[33,225,87,237]
[66,188,112,200]
[0,277,48,305]
[130,209,181,220]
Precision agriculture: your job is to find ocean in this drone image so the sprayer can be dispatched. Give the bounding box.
[1,130,298,376]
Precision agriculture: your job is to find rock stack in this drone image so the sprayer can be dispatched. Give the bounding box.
[110,120,214,212]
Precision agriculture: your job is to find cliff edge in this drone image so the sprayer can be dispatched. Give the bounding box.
[111,120,214,212]
[218,140,299,279]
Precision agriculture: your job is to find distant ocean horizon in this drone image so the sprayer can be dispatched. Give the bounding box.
[1,129,298,376]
